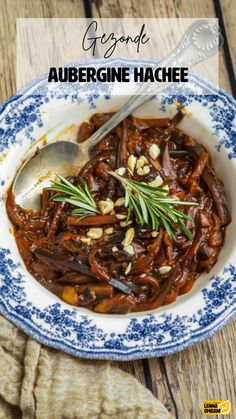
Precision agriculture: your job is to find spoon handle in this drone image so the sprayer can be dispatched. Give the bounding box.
[86,19,222,150]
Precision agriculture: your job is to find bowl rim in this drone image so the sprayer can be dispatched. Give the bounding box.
[0,57,235,360]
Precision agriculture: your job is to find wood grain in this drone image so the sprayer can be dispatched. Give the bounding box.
[0,0,150,398]
[91,1,236,418]
[0,0,85,101]
[17,18,94,89]
[0,1,236,419]
[221,0,236,76]
[160,324,236,419]
[91,0,231,92]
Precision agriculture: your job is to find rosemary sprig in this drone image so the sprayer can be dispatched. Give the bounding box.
[110,171,198,241]
[46,174,98,217]
[46,172,198,241]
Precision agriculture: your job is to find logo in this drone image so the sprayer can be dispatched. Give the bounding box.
[202,400,231,415]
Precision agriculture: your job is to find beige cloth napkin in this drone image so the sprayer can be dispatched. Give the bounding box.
[0,315,173,419]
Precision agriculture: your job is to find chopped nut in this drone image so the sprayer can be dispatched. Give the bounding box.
[114,197,125,207]
[105,227,114,235]
[127,154,137,173]
[137,165,150,176]
[115,167,126,176]
[149,175,163,188]
[62,286,79,305]
[125,262,132,275]
[140,273,146,278]
[120,220,133,227]
[116,213,127,220]
[151,231,159,238]
[162,184,169,192]
[136,155,148,169]
[98,198,114,215]
[159,265,172,274]
[112,246,119,252]
[124,245,135,255]
[149,144,160,160]
[122,227,135,247]
[87,228,103,239]
[80,237,91,245]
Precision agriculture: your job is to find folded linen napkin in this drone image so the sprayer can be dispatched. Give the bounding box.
[0,315,173,419]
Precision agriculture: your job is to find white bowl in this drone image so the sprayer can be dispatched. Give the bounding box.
[0,58,235,360]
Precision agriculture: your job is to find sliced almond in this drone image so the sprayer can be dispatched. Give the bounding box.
[98,198,114,215]
[137,165,150,176]
[149,143,161,160]
[149,175,163,188]
[115,167,126,176]
[105,227,114,235]
[122,227,135,247]
[162,184,169,192]
[124,262,132,275]
[127,154,137,173]
[123,245,135,255]
[114,197,125,207]
[120,220,133,228]
[87,228,103,239]
[151,231,159,238]
[159,265,172,274]
[136,155,148,169]
[80,237,91,246]
[116,213,127,220]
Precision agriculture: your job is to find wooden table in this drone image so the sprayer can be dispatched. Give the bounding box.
[0,1,235,418]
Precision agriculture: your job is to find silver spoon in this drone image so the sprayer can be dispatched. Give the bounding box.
[13,19,222,211]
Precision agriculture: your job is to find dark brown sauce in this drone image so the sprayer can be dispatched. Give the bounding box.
[6,111,231,314]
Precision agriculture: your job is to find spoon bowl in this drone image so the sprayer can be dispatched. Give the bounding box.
[13,141,81,211]
[1,52,236,360]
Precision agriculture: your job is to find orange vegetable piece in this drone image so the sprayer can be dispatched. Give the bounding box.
[62,286,79,305]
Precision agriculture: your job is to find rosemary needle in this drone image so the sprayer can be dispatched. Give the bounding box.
[46,174,98,217]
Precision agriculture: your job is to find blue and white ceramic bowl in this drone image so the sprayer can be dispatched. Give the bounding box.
[0,58,235,360]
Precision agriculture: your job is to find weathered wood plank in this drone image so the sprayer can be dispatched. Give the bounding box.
[0,0,85,101]
[221,0,236,77]
[146,358,178,418]
[161,322,236,419]
[1,2,235,419]
[90,2,236,419]
[0,0,151,399]
[90,0,231,92]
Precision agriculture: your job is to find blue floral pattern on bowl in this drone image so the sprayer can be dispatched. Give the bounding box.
[0,58,235,360]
